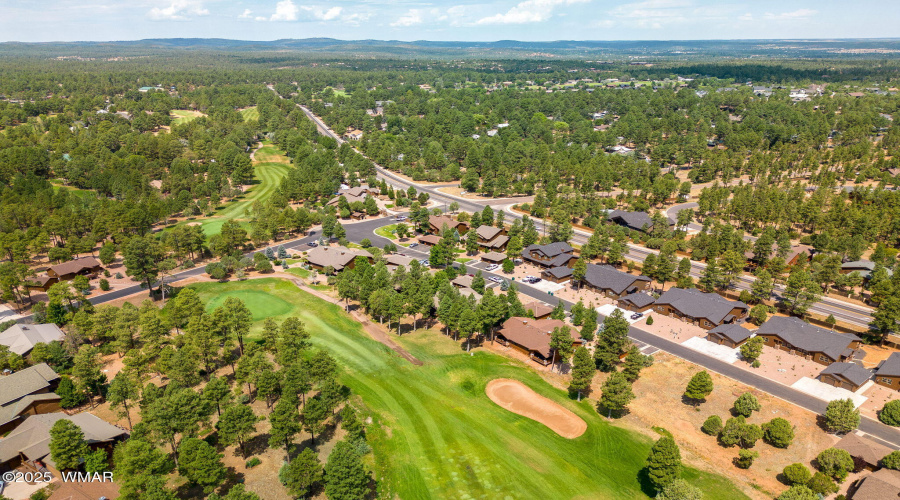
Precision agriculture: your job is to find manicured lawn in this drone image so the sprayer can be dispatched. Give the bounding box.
[239,106,259,121]
[170,109,205,125]
[374,224,399,240]
[187,278,748,500]
[188,141,291,236]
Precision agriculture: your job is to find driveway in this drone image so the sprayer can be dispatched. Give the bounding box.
[791,377,868,407]
[681,337,741,364]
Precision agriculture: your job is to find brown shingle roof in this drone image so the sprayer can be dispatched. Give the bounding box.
[305,246,372,271]
[481,251,507,263]
[476,225,503,240]
[48,257,102,277]
[852,468,900,500]
[834,433,893,467]
[498,317,577,358]
[523,301,553,319]
[419,235,442,245]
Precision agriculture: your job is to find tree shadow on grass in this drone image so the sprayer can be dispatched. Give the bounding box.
[636,467,658,498]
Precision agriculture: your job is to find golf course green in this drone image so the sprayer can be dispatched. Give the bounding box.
[189,278,748,500]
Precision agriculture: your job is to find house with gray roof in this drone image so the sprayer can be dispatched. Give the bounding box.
[819,362,873,392]
[541,266,573,283]
[475,224,509,251]
[651,288,748,330]
[875,352,900,390]
[617,292,655,312]
[706,323,754,348]
[521,242,576,269]
[305,246,373,273]
[607,210,674,232]
[755,316,863,366]
[0,323,65,357]
[0,363,61,434]
[582,264,650,298]
[0,412,127,472]
[841,260,892,280]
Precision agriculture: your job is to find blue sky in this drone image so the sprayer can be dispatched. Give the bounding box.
[1,0,897,42]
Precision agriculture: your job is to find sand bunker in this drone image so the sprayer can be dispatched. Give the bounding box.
[486,379,587,439]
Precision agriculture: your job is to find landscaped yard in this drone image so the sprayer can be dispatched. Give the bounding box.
[185,141,291,236]
[374,223,400,240]
[187,278,748,500]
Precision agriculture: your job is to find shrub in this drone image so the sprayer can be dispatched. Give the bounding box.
[114,272,123,279]
[740,336,764,361]
[816,447,854,481]
[879,400,900,426]
[719,416,762,448]
[782,463,812,485]
[883,450,900,470]
[99,279,110,291]
[776,485,817,500]
[646,315,654,325]
[806,471,838,495]
[825,399,860,433]
[733,392,761,417]
[245,457,261,468]
[701,415,723,436]
[762,417,795,448]
[735,449,758,469]
[656,479,702,500]
[751,360,761,368]
[103,269,111,277]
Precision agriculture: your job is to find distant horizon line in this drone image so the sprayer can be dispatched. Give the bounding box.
[3,36,900,44]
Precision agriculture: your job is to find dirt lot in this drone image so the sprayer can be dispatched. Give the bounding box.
[608,353,839,499]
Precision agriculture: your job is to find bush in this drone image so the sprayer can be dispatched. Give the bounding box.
[806,471,838,495]
[816,447,854,481]
[733,392,761,417]
[782,463,812,485]
[735,449,758,469]
[751,360,761,368]
[103,269,111,277]
[762,417,795,448]
[883,450,900,470]
[720,416,762,448]
[245,457,261,469]
[701,415,723,436]
[739,336,764,361]
[99,279,110,291]
[776,485,817,500]
[879,400,900,426]
[114,272,123,279]
[646,315,654,325]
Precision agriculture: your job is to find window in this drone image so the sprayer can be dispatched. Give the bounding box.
[819,355,828,362]
[881,378,893,386]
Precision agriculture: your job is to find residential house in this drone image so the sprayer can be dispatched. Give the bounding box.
[326,186,380,207]
[744,244,814,268]
[305,246,373,273]
[755,316,863,366]
[850,468,900,500]
[385,254,415,271]
[0,324,65,357]
[521,242,576,269]
[874,353,900,390]
[541,266,573,283]
[0,364,61,434]
[418,235,442,247]
[706,323,754,348]
[819,363,873,392]
[652,288,748,330]
[496,317,582,366]
[840,260,891,281]
[607,210,673,232]
[451,275,474,289]
[617,293,656,313]
[46,257,103,281]
[834,433,893,471]
[0,413,127,473]
[475,225,509,251]
[345,129,363,141]
[581,264,651,298]
[428,215,469,235]
[480,252,507,264]
[523,301,553,320]
[24,275,57,292]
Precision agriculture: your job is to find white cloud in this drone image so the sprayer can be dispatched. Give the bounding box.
[476,0,589,25]
[738,13,752,22]
[301,5,343,21]
[392,9,424,27]
[239,9,252,19]
[270,0,299,21]
[763,9,817,21]
[147,0,209,21]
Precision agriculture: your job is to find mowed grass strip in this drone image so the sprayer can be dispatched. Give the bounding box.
[170,109,206,125]
[239,106,259,121]
[193,141,291,236]
[188,278,748,500]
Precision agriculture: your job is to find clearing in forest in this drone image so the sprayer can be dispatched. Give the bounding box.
[187,278,749,500]
[170,109,206,125]
[239,106,259,121]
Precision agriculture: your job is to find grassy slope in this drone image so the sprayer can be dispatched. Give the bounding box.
[192,141,291,236]
[189,278,748,500]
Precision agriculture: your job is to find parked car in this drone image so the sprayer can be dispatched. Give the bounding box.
[306,242,318,247]
[630,312,644,320]
[393,216,407,221]
[420,259,430,266]
[486,264,500,271]
[409,242,419,248]
[488,276,503,284]
[513,258,523,265]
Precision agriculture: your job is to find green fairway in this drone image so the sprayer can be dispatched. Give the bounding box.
[170,109,205,125]
[190,141,291,236]
[188,278,748,500]
[239,106,259,121]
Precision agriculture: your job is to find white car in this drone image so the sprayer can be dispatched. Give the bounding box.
[393,216,407,221]
[486,264,500,271]
[488,276,503,284]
